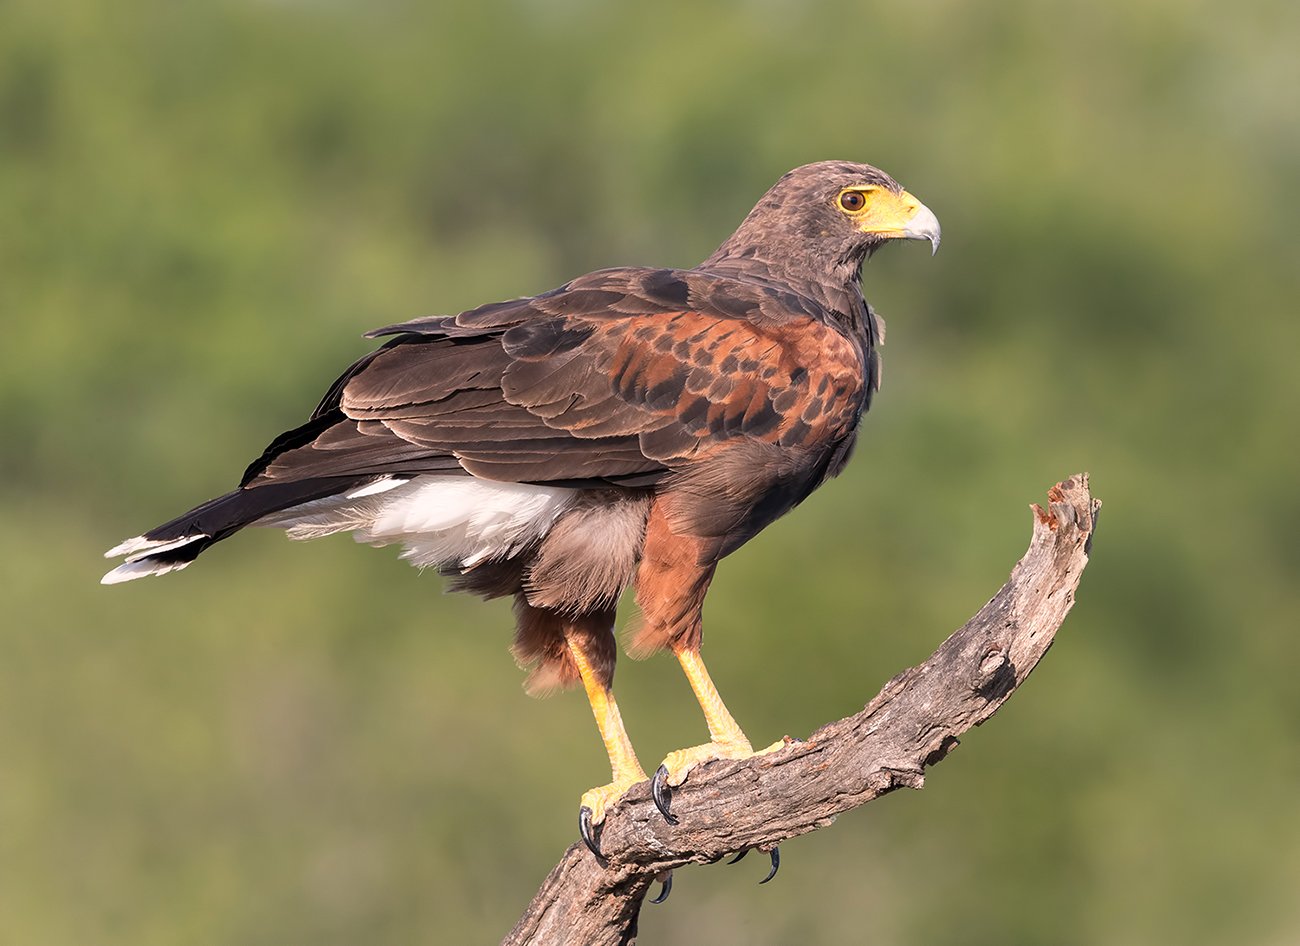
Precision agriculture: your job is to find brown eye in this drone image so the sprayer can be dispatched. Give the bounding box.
[839,190,866,212]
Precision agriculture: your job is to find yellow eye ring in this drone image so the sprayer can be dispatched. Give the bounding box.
[839,190,866,212]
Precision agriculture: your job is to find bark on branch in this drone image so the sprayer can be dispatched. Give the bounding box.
[504,474,1099,946]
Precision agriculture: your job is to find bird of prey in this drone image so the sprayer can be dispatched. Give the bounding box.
[104,160,939,864]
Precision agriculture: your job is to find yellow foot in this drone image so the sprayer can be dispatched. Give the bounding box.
[578,770,646,860]
[651,738,785,824]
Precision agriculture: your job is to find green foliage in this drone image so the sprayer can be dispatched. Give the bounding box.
[2,0,1296,942]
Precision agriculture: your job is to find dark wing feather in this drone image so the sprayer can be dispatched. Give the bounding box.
[247,267,867,491]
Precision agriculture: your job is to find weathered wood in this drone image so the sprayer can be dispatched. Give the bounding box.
[504,474,1099,946]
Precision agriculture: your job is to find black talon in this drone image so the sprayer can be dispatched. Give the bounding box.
[578,806,607,865]
[649,871,673,904]
[651,765,680,825]
[759,847,781,885]
[727,849,749,865]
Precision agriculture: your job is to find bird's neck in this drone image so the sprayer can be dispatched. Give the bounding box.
[699,242,871,339]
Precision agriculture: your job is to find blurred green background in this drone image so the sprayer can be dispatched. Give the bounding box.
[2,0,1297,943]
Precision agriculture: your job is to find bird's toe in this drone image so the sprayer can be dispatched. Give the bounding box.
[577,775,644,862]
[650,737,784,824]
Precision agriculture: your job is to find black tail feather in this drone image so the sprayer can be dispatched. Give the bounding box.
[142,477,365,546]
[102,476,369,583]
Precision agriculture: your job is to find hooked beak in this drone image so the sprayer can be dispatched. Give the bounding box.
[901,197,941,255]
[857,189,941,255]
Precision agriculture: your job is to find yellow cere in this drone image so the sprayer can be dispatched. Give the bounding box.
[837,185,924,237]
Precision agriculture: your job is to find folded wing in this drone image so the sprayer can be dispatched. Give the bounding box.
[249,266,867,491]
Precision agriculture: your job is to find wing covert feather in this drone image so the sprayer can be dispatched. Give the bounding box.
[252,267,868,488]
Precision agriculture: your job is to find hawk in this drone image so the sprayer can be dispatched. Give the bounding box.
[104,161,939,864]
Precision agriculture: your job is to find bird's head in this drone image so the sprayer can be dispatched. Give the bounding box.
[703,161,940,288]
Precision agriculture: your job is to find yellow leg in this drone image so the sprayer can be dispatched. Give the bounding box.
[677,646,750,747]
[658,646,784,790]
[567,632,647,828]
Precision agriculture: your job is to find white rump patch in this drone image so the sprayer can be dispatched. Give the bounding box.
[345,476,411,499]
[258,474,577,569]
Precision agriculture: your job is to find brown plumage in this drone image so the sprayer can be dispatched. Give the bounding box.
[104,160,940,855]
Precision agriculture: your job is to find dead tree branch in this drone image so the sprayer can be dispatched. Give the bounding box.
[504,474,1099,946]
